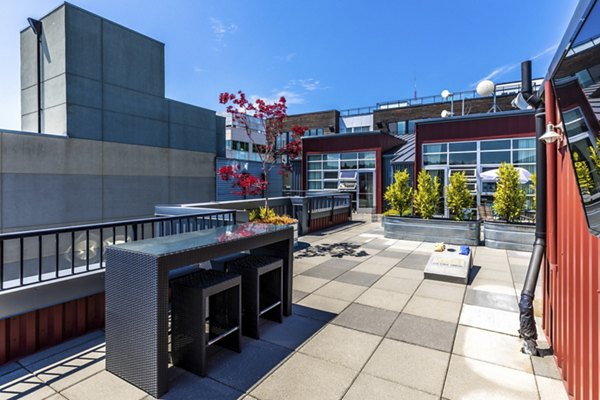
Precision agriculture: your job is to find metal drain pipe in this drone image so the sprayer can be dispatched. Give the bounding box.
[518,60,546,356]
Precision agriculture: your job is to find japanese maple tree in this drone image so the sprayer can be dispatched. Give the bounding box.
[218,91,306,212]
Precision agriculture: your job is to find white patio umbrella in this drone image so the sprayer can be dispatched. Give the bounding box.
[480,167,532,184]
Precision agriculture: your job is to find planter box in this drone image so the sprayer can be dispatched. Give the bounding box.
[383,216,480,246]
[483,221,535,252]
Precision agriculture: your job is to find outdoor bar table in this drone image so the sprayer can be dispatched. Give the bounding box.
[104,222,294,398]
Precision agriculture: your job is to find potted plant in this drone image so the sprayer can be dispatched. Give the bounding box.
[383,170,480,245]
[217,91,306,241]
[484,162,535,251]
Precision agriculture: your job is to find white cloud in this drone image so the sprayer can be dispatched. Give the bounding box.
[193,66,205,73]
[250,90,305,106]
[472,42,559,87]
[210,17,238,44]
[277,53,297,62]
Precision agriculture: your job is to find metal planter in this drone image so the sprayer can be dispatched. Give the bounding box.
[483,221,535,251]
[383,216,480,246]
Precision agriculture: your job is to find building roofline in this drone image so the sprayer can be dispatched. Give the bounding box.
[301,130,398,140]
[287,109,339,118]
[21,2,165,46]
[415,109,535,126]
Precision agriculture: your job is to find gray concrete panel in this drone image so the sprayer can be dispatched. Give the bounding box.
[168,176,214,204]
[102,141,169,177]
[20,112,38,134]
[103,84,167,121]
[1,173,103,230]
[2,133,102,176]
[65,5,102,80]
[20,29,38,90]
[66,74,102,109]
[42,103,67,135]
[21,85,38,116]
[102,175,169,219]
[66,104,102,140]
[102,110,168,147]
[168,100,215,128]
[102,21,164,97]
[168,123,216,153]
[216,115,226,157]
[41,74,67,110]
[40,5,66,83]
[168,149,215,177]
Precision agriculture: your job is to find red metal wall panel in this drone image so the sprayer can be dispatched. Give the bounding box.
[0,293,105,364]
[546,134,600,400]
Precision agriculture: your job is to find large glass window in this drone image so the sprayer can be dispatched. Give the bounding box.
[481,151,511,164]
[481,139,510,150]
[423,154,447,165]
[449,152,476,165]
[306,152,377,194]
[449,142,476,152]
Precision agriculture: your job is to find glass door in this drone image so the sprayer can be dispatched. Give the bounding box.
[357,172,375,213]
[425,167,447,217]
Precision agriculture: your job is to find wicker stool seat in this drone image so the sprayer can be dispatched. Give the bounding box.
[171,269,241,377]
[221,255,283,339]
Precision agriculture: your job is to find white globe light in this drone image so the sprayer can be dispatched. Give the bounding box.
[476,80,495,96]
[441,89,452,99]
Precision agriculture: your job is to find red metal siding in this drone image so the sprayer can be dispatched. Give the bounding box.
[545,81,600,400]
[0,293,105,364]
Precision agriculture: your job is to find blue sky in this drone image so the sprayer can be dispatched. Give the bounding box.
[0,0,579,130]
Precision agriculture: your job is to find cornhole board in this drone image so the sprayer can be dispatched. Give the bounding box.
[424,245,473,284]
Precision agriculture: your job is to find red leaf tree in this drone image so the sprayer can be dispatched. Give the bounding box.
[218,91,306,211]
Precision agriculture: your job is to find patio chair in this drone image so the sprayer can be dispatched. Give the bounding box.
[477,205,494,221]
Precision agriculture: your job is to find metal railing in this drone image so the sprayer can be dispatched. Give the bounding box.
[339,80,543,116]
[0,210,236,291]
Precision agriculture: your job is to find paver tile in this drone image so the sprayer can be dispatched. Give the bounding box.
[342,373,437,400]
[301,264,349,280]
[442,355,538,400]
[335,271,380,287]
[385,267,423,280]
[292,289,309,303]
[469,277,517,296]
[531,354,563,380]
[292,275,328,293]
[371,275,420,294]
[459,304,520,336]
[313,281,367,302]
[260,314,326,350]
[355,288,410,312]
[536,376,569,400]
[333,304,398,336]
[297,294,350,314]
[387,313,457,352]
[395,254,430,270]
[363,339,449,396]
[376,250,409,261]
[299,325,381,371]
[414,280,465,303]
[452,325,532,372]
[250,353,356,400]
[161,371,243,400]
[0,368,58,400]
[463,287,519,313]
[61,371,146,400]
[403,296,462,323]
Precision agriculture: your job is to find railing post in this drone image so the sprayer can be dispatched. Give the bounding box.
[330,195,335,222]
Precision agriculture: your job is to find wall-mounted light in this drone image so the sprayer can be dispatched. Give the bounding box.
[441,110,454,118]
[539,122,564,144]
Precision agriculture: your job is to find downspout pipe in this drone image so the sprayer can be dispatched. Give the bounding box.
[518,60,546,356]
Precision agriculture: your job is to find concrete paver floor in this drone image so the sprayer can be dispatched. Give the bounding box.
[0,217,567,399]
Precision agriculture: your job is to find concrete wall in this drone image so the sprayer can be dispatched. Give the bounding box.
[20,3,222,155]
[0,130,215,231]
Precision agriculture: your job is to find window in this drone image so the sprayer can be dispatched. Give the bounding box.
[449,142,476,152]
[226,140,232,149]
[347,126,370,133]
[390,120,414,135]
[481,151,511,164]
[449,152,476,165]
[423,154,447,165]
[423,144,447,153]
[306,152,376,192]
[481,140,510,150]
[231,140,249,152]
[305,128,325,137]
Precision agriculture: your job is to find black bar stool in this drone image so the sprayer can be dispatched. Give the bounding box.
[218,255,283,339]
[170,269,241,377]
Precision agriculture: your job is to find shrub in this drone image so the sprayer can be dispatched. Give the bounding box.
[493,163,526,222]
[249,207,296,225]
[413,170,440,219]
[446,172,473,221]
[383,169,413,216]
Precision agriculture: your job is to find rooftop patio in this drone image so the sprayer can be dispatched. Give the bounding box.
[0,216,567,400]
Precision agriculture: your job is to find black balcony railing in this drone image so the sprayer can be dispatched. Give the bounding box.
[0,210,236,291]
